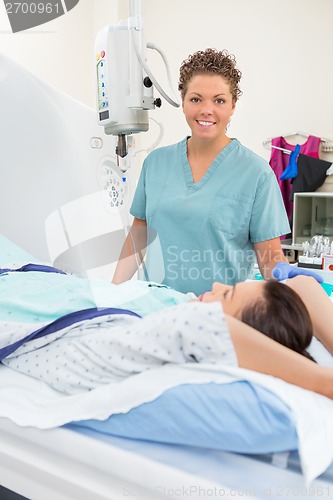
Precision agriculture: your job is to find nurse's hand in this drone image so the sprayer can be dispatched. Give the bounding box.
[272,261,324,283]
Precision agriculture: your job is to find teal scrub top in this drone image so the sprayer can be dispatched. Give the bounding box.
[130,138,290,295]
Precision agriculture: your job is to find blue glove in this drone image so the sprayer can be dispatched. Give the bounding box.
[272,261,324,283]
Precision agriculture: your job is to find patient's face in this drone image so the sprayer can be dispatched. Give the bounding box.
[200,281,265,319]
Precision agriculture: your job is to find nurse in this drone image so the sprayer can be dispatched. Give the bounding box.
[112,48,317,295]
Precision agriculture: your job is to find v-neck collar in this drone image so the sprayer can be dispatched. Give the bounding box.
[181,137,237,191]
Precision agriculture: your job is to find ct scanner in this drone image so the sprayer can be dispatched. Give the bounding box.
[0,52,134,280]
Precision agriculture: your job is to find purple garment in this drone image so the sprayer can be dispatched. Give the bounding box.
[269,136,321,222]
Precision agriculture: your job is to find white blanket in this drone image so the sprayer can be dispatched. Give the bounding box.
[0,359,332,484]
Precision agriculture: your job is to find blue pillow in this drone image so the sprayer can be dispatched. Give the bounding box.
[68,381,298,454]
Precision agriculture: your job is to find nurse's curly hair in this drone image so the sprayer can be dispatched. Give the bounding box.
[240,280,316,362]
[178,48,242,102]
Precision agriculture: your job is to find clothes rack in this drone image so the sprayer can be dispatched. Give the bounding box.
[263,131,333,154]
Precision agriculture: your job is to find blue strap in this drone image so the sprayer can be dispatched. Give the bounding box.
[280,144,301,180]
[0,306,141,362]
[0,263,66,275]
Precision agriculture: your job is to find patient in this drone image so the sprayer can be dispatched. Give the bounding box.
[198,277,333,358]
[198,279,315,361]
[1,267,333,399]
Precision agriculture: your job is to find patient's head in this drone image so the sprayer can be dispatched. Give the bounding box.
[201,280,314,361]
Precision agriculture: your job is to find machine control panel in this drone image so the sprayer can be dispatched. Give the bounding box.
[96,50,110,121]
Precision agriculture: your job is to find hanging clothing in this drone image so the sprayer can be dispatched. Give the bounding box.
[269,135,321,223]
[291,154,331,198]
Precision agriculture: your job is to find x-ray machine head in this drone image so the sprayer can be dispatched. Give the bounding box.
[95,0,179,170]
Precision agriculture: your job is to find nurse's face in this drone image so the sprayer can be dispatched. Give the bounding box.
[200,281,265,319]
[182,73,236,142]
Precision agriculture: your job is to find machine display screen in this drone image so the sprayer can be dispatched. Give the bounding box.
[99,110,109,121]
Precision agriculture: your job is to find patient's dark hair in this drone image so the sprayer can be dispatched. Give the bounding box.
[241,280,315,362]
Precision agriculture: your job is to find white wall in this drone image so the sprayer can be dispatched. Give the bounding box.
[140,0,333,165]
[1,0,333,168]
[0,0,118,106]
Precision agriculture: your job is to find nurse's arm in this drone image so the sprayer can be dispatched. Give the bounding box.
[112,218,147,284]
[225,313,333,400]
[254,237,287,280]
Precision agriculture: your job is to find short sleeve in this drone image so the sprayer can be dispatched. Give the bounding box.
[130,160,147,221]
[250,170,290,242]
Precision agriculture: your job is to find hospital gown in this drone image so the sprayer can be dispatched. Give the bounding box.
[2,302,238,395]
